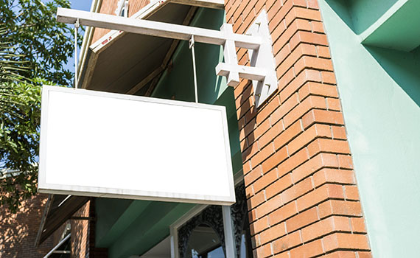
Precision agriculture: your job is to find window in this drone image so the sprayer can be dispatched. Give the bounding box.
[176,184,252,258]
[115,0,128,18]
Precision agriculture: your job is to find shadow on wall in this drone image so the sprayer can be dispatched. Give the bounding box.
[324,0,420,108]
[0,194,54,258]
[71,202,91,258]
[365,45,420,107]
[237,79,256,200]
[324,0,354,31]
[325,0,399,35]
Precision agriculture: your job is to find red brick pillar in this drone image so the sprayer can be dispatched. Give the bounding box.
[88,199,108,258]
[225,0,372,257]
[71,202,90,258]
[70,199,108,258]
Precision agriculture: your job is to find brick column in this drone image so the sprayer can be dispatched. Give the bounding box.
[88,199,108,258]
[71,202,90,258]
[225,0,372,257]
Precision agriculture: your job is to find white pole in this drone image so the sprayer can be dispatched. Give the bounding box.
[222,205,236,258]
[189,35,198,103]
[74,18,80,89]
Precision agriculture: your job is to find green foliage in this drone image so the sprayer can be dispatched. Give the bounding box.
[0,0,82,86]
[0,81,42,213]
[0,0,78,212]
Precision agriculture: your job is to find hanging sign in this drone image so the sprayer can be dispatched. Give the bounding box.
[38,86,235,205]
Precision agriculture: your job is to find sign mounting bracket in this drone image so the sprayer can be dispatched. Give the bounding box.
[57,8,277,107]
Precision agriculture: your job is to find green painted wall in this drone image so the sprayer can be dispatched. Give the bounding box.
[107,202,195,257]
[319,1,420,257]
[95,7,243,258]
[95,198,133,246]
[330,0,399,35]
[327,0,420,52]
[152,9,227,104]
[361,0,420,52]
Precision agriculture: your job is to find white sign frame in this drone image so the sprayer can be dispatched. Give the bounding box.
[38,86,236,205]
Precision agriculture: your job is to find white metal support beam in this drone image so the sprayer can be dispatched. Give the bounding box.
[57,8,277,107]
[216,10,278,106]
[216,63,266,81]
[169,0,224,9]
[57,8,261,49]
[246,10,278,107]
[220,24,240,87]
[222,205,236,258]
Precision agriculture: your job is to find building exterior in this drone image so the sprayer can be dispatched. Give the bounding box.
[1,0,419,257]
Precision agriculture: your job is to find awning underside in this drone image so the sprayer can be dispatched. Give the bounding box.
[36,195,89,246]
[80,3,195,95]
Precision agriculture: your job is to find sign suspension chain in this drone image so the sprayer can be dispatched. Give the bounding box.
[189,35,198,103]
[74,18,80,89]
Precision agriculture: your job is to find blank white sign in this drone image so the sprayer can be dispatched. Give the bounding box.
[38,86,235,205]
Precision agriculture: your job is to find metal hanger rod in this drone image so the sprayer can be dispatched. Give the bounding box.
[74,18,80,89]
[189,36,198,103]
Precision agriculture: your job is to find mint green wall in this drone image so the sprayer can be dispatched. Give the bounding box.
[346,0,398,34]
[319,1,420,257]
[95,198,133,246]
[95,8,243,258]
[327,0,420,52]
[152,9,227,104]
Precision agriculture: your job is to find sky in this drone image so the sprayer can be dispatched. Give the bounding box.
[63,0,95,74]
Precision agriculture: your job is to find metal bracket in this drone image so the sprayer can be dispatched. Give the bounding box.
[74,18,80,89]
[219,24,240,87]
[248,11,277,107]
[70,216,96,221]
[56,8,276,106]
[216,10,277,107]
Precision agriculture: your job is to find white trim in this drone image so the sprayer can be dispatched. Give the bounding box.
[169,0,224,9]
[169,177,245,258]
[39,86,236,206]
[222,205,236,257]
[170,205,208,258]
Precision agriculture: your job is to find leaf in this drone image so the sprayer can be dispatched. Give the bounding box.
[0,0,75,212]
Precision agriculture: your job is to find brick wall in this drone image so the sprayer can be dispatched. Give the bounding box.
[71,202,90,258]
[70,200,108,258]
[225,0,372,257]
[87,199,108,258]
[91,0,150,44]
[0,195,105,258]
[0,194,54,258]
